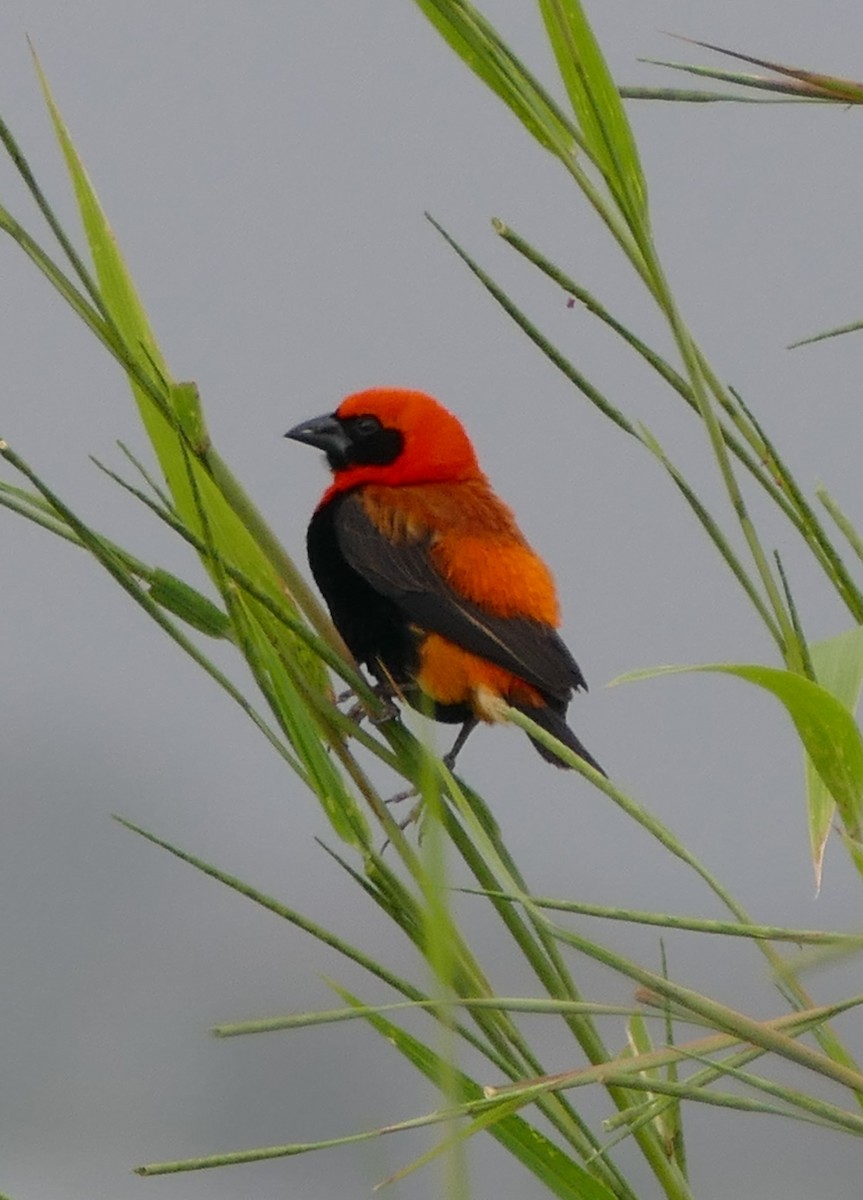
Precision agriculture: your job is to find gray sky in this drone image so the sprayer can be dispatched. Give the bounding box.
[2,3,863,1198]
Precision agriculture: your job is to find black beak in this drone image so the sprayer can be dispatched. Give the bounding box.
[284,413,352,461]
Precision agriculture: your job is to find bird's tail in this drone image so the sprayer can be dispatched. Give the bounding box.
[513,702,606,777]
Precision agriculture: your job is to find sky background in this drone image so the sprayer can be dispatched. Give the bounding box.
[2,3,863,1198]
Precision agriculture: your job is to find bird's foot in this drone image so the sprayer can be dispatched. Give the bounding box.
[340,683,399,726]
[385,785,417,806]
[377,788,424,852]
[442,718,478,772]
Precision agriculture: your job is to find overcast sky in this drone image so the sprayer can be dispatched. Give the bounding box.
[2,4,863,1199]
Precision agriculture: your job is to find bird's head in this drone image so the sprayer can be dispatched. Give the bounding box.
[285,388,481,493]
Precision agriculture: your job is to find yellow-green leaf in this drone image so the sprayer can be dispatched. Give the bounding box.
[807,628,863,888]
[615,662,863,855]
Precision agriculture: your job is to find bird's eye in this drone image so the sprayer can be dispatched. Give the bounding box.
[353,415,382,438]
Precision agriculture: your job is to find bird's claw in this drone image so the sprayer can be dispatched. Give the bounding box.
[340,683,399,726]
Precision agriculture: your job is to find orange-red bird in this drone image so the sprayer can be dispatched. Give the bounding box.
[286,388,602,773]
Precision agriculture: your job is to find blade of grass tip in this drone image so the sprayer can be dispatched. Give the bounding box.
[0,100,109,316]
[642,59,834,98]
[538,0,647,224]
[135,1085,568,1180]
[427,213,635,434]
[136,1088,508,1175]
[495,219,686,393]
[790,318,863,349]
[817,485,863,567]
[667,35,863,102]
[773,551,815,679]
[115,441,175,510]
[30,48,167,378]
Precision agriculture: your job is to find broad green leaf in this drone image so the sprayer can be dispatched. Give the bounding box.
[807,629,863,888]
[615,662,863,850]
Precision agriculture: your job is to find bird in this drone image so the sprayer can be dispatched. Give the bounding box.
[285,387,603,775]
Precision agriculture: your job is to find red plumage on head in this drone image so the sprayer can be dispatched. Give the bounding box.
[325,388,482,495]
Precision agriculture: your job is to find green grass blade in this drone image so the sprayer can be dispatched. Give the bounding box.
[461,890,863,946]
[213,997,644,1038]
[411,0,578,159]
[31,54,334,701]
[642,59,841,99]
[427,213,635,434]
[665,37,863,103]
[789,317,863,348]
[621,85,813,104]
[538,0,646,221]
[329,982,619,1200]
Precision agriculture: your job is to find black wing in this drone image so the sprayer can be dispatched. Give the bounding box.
[333,492,586,703]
